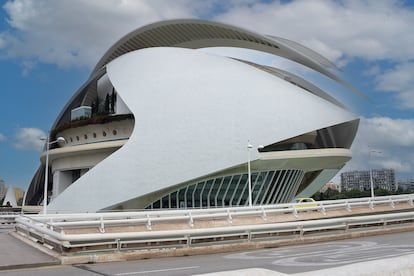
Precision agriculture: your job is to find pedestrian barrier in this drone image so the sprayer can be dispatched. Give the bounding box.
[12,194,414,254]
[0,207,22,228]
[0,214,19,228]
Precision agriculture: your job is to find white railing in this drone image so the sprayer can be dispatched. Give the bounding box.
[13,194,414,253]
[15,211,414,252]
[17,193,414,226]
[0,207,23,227]
[0,214,19,228]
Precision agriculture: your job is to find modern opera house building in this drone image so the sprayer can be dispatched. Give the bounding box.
[25,19,359,212]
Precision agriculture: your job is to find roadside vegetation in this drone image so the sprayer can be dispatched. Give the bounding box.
[312,188,412,201]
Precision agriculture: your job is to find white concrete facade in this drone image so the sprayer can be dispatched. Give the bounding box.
[25,19,360,212]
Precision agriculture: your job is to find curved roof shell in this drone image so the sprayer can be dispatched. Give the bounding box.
[48,47,358,212]
[92,19,353,92]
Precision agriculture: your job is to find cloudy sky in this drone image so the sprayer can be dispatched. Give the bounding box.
[1,0,414,190]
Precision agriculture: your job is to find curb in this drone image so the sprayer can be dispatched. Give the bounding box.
[0,261,61,272]
[58,224,414,265]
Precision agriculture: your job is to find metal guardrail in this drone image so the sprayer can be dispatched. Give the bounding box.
[13,194,414,254]
[17,194,414,219]
[14,194,414,227]
[0,207,22,227]
[0,214,19,227]
[15,211,414,253]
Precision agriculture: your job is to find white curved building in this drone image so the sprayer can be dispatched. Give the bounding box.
[25,19,359,212]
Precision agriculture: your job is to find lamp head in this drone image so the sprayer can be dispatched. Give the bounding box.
[56,137,66,143]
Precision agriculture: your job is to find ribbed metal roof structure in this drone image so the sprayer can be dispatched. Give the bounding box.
[93,19,337,73]
[92,19,357,93]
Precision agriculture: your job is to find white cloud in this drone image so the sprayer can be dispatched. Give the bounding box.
[21,60,35,76]
[335,116,414,182]
[375,62,414,109]
[364,65,381,77]
[1,0,414,70]
[359,117,414,148]
[13,128,46,151]
[1,0,197,68]
[213,0,414,64]
[0,133,6,141]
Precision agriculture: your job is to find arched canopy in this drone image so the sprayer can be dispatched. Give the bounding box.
[93,19,335,77]
[92,19,360,96]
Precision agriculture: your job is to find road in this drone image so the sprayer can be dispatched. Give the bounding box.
[1,231,414,275]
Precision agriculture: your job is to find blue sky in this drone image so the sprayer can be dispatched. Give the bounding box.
[1,0,414,190]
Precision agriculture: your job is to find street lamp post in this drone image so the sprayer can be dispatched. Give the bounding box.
[247,142,253,207]
[247,141,264,207]
[42,135,66,214]
[369,169,374,198]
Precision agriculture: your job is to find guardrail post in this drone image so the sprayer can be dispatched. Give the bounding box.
[188,212,194,228]
[346,201,352,212]
[186,234,191,247]
[227,209,233,224]
[49,218,53,232]
[261,207,267,221]
[369,200,374,210]
[293,208,298,218]
[320,204,326,215]
[390,198,395,208]
[99,216,105,233]
[409,197,414,206]
[146,214,152,230]
[116,239,121,251]
[247,230,252,242]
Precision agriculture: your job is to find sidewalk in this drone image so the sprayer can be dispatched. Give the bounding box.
[0,229,59,270]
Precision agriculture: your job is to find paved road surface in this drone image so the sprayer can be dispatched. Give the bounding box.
[1,231,413,275]
[0,228,58,271]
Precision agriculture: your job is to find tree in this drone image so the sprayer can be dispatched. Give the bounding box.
[311,187,406,201]
[375,188,391,196]
[324,188,340,199]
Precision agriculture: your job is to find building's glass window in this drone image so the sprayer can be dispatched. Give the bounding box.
[145,169,304,210]
[72,169,81,183]
[162,195,169,209]
[170,191,177,208]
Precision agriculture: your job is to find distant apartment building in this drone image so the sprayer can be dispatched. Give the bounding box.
[341,169,396,192]
[397,180,414,192]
